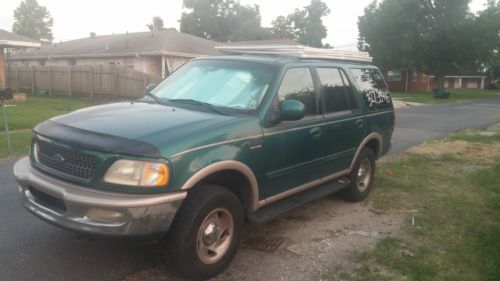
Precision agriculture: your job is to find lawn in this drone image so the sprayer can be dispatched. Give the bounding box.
[0,130,33,158]
[0,96,96,158]
[329,131,500,281]
[0,96,93,131]
[392,89,500,104]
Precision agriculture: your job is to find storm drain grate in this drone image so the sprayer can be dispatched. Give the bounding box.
[241,236,284,253]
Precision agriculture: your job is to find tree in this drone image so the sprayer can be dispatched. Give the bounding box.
[358,0,498,89]
[271,16,295,40]
[357,36,369,52]
[179,0,266,42]
[475,0,500,82]
[270,0,330,47]
[147,16,164,32]
[12,0,53,42]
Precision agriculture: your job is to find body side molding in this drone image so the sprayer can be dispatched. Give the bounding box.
[349,133,383,173]
[180,160,260,211]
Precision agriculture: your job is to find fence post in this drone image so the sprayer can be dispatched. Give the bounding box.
[15,67,19,92]
[68,66,72,96]
[114,67,119,98]
[48,66,53,96]
[89,66,94,99]
[30,65,35,95]
[143,75,148,94]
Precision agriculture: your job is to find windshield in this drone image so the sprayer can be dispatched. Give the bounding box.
[151,60,276,111]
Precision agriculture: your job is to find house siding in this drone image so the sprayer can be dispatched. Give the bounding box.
[381,70,486,92]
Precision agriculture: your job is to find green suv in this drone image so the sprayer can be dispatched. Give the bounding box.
[14,54,394,280]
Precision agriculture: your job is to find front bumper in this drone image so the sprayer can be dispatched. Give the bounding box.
[13,157,186,236]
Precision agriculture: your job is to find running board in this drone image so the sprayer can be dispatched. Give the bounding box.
[247,177,350,224]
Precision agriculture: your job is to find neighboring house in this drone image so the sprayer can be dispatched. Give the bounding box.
[227,39,300,46]
[0,29,40,88]
[8,29,220,79]
[381,69,487,92]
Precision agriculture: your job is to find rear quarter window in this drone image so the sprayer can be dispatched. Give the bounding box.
[350,68,392,111]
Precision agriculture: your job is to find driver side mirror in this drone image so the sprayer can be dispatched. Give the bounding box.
[280,100,305,121]
[145,83,157,94]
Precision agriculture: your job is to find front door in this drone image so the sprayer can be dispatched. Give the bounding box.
[260,67,324,199]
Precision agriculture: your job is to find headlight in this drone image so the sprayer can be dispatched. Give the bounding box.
[103,160,169,187]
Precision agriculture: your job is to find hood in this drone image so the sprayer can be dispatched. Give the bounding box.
[35,101,258,158]
[51,101,234,140]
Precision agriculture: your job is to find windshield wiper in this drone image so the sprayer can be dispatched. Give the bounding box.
[168,99,229,116]
[145,92,166,105]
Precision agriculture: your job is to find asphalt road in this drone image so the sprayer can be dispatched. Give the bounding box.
[1,97,499,281]
[390,97,500,154]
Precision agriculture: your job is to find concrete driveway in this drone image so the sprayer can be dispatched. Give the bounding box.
[1,97,499,281]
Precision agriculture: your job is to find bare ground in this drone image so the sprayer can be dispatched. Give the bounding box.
[124,198,407,281]
[407,137,500,165]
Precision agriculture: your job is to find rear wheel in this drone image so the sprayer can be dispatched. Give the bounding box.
[168,185,243,280]
[341,148,376,202]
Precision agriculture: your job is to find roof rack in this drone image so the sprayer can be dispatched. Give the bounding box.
[215,45,373,63]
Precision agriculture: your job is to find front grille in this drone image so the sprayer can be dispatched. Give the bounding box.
[36,140,97,180]
[29,186,67,212]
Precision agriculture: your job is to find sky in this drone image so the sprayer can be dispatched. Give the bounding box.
[0,0,490,50]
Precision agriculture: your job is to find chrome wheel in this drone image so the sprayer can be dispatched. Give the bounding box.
[196,208,234,265]
[356,159,372,192]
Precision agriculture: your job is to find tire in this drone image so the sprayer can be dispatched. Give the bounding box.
[341,148,376,202]
[168,184,243,281]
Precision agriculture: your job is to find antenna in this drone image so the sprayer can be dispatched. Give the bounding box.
[215,45,373,63]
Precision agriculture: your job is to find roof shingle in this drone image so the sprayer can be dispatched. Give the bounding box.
[11,29,220,59]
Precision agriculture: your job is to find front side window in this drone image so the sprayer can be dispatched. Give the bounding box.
[151,60,276,111]
[277,68,317,116]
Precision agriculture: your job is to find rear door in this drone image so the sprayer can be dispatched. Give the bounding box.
[315,67,364,176]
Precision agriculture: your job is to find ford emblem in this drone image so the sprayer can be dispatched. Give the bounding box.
[52,154,65,164]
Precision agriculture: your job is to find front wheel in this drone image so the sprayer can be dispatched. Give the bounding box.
[341,148,376,202]
[168,185,243,280]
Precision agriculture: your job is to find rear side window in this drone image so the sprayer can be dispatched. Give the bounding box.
[316,68,350,113]
[351,68,392,110]
[278,68,317,116]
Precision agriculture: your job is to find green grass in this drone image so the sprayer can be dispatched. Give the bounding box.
[334,133,500,281]
[448,131,500,143]
[0,96,96,158]
[0,130,33,158]
[0,96,93,131]
[392,89,500,104]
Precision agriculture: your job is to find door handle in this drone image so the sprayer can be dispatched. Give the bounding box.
[355,119,364,128]
[310,127,322,138]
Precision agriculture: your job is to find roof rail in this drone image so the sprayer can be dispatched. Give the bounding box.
[215,45,373,63]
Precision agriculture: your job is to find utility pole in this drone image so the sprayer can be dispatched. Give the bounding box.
[1,98,13,157]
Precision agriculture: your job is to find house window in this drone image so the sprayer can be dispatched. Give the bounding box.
[387,70,402,82]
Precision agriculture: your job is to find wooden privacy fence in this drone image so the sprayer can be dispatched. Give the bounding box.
[6,65,162,98]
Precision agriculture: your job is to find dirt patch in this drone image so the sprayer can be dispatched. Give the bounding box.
[392,99,424,109]
[407,139,500,164]
[123,198,407,281]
